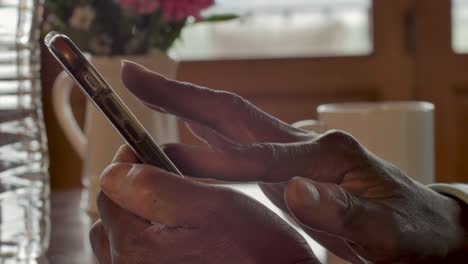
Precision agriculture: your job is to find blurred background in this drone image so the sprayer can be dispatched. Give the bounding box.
[42,0,468,190]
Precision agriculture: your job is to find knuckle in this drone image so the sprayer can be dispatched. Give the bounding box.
[217,91,252,116]
[320,130,362,151]
[321,129,353,142]
[206,89,260,133]
[333,189,359,232]
[204,93,229,129]
[243,143,279,160]
[166,77,182,90]
[241,142,312,181]
[240,143,279,178]
[260,143,282,161]
[255,142,304,162]
[218,90,245,106]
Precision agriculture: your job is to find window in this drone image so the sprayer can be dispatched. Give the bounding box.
[453,0,468,53]
[170,0,372,60]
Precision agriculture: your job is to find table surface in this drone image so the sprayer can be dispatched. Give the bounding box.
[47,190,95,264]
[45,188,329,264]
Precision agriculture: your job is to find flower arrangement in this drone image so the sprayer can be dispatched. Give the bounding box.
[43,0,235,55]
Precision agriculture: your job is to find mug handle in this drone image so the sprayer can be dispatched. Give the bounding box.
[52,71,87,159]
[292,119,326,133]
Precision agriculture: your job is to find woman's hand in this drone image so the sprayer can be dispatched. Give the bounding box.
[89,145,318,264]
[119,61,468,263]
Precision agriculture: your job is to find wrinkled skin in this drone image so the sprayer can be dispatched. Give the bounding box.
[90,61,468,264]
[90,146,317,264]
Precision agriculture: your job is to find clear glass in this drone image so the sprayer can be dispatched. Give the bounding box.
[453,0,468,53]
[0,0,50,261]
[171,0,372,60]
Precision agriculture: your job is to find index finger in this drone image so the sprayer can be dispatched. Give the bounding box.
[163,131,364,183]
[121,61,311,144]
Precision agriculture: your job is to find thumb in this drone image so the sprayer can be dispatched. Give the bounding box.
[100,163,215,227]
[285,178,347,234]
[284,177,385,246]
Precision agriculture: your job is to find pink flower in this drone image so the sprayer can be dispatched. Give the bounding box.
[116,0,214,21]
[161,0,214,21]
[117,0,161,15]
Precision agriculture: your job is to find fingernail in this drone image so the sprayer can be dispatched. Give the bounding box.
[121,60,148,71]
[288,177,320,208]
[121,59,136,70]
[111,145,127,163]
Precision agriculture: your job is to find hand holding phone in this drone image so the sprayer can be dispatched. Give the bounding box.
[45,31,182,176]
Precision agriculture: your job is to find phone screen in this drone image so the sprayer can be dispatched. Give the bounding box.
[45,31,182,176]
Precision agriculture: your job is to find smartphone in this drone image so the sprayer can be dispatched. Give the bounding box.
[45,31,182,176]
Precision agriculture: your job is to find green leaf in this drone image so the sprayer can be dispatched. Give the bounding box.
[196,14,239,23]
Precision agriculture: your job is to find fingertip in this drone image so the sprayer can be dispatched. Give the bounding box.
[121,60,143,87]
[121,60,149,80]
[112,144,139,164]
[100,163,134,200]
[285,177,320,212]
[120,60,168,101]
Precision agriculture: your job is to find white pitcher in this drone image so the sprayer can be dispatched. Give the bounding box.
[52,52,180,215]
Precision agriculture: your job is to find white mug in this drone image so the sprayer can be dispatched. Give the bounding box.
[293,101,435,185]
[52,53,180,215]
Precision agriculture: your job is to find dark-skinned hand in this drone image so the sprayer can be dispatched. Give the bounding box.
[89,144,318,264]
[96,61,468,264]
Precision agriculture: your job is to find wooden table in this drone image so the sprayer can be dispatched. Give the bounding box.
[44,188,329,264]
[47,190,95,264]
